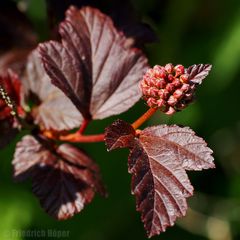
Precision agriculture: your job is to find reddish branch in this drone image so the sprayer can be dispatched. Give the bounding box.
[43,108,158,143]
[77,119,90,134]
[131,108,157,130]
[59,132,105,142]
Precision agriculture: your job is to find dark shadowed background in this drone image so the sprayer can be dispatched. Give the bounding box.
[0,0,240,239]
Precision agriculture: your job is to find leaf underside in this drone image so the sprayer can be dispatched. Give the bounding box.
[187,64,212,84]
[105,120,214,237]
[39,6,148,121]
[13,135,106,219]
[22,50,83,131]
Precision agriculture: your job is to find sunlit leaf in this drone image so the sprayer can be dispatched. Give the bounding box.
[105,120,215,237]
[39,6,148,121]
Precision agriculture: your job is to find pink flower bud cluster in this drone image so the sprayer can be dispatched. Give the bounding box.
[140,64,195,115]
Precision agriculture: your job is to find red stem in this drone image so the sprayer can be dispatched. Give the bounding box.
[131,108,157,129]
[43,108,157,143]
[60,132,105,142]
[77,119,90,134]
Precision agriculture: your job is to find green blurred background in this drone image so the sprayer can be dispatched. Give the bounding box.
[1,0,240,239]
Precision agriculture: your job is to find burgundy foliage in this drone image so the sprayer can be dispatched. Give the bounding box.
[105,119,136,151]
[13,135,105,220]
[22,50,82,130]
[0,3,215,238]
[105,120,214,237]
[38,6,148,121]
[187,64,212,84]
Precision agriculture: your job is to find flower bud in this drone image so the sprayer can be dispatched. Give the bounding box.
[165,63,174,73]
[181,83,190,92]
[174,64,185,76]
[166,83,175,93]
[172,78,182,88]
[140,63,198,115]
[168,74,174,82]
[153,65,166,78]
[155,79,167,89]
[173,89,184,99]
[158,89,169,100]
[167,95,178,106]
[157,99,166,108]
[147,97,157,107]
[180,74,189,83]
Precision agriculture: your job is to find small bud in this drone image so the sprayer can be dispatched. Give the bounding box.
[165,63,174,73]
[153,65,166,78]
[181,83,190,92]
[147,97,157,108]
[166,83,175,93]
[180,74,189,83]
[149,77,158,87]
[168,74,174,82]
[172,78,182,87]
[157,99,166,108]
[173,89,184,99]
[158,89,169,100]
[167,95,178,106]
[147,87,158,97]
[156,79,167,89]
[174,64,184,76]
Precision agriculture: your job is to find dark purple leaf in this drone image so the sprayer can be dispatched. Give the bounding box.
[38,6,148,121]
[22,50,82,130]
[105,121,215,237]
[105,119,136,151]
[186,64,212,84]
[142,125,215,170]
[13,135,106,219]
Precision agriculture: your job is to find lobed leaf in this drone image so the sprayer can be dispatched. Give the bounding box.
[39,6,148,121]
[187,64,212,84]
[105,120,215,237]
[13,135,106,220]
[22,50,83,130]
[105,119,136,151]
